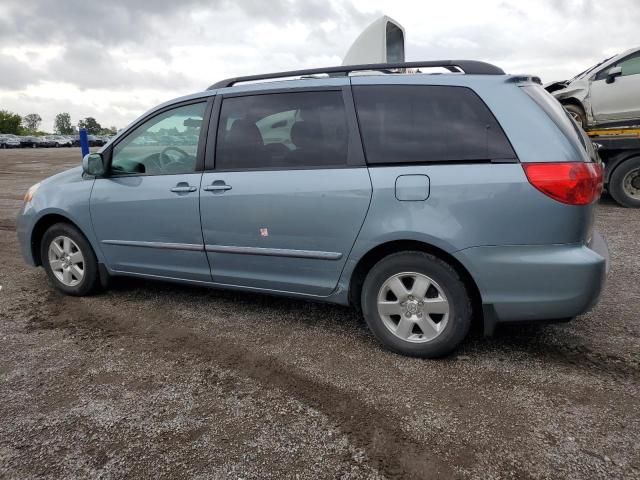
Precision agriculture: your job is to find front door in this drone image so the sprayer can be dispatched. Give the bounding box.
[200,88,372,296]
[590,51,640,123]
[91,101,211,282]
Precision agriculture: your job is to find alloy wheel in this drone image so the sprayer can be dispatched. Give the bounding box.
[377,272,450,343]
[48,235,85,287]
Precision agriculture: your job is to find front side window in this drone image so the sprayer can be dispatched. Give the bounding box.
[594,52,640,80]
[111,102,206,175]
[215,91,348,170]
[618,52,640,77]
[353,85,515,164]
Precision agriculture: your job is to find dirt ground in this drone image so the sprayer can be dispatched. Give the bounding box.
[0,148,638,479]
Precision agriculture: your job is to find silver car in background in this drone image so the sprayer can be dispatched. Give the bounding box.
[545,47,640,129]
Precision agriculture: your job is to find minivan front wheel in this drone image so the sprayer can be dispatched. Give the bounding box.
[361,252,472,358]
[41,223,100,296]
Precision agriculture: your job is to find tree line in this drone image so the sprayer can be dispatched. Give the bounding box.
[0,110,117,136]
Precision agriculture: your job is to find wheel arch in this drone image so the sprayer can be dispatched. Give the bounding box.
[348,240,484,330]
[30,213,90,266]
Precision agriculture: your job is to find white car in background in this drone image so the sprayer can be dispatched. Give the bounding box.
[0,134,21,148]
[545,47,640,129]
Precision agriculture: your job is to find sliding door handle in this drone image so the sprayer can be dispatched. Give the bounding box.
[203,182,232,192]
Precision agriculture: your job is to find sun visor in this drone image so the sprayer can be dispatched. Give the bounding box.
[342,16,405,66]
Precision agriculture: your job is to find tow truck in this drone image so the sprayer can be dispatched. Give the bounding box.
[587,126,640,208]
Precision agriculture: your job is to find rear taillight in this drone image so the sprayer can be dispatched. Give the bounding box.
[522,162,604,205]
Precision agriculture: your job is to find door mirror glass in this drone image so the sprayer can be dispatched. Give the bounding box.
[83,153,106,176]
[606,66,623,84]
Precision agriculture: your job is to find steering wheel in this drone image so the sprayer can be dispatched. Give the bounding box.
[159,146,191,172]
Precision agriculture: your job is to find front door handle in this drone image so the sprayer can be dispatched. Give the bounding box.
[203,181,232,192]
[170,183,197,193]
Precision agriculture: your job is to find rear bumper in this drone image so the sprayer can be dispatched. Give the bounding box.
[454,232,608,328]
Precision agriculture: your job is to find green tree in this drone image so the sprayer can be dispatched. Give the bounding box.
[78,117,102,135]
[54,113,74,135]
[22,113,42,133]
[99,126,118,136]
[0,110,22,134]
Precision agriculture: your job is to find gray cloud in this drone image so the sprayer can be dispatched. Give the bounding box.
[45,43,199,91]
[3,0,638,131]
[0,54,40,89]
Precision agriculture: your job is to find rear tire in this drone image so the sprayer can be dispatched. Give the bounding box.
[361,251,472,358]
[41,223,100,296]
[563,104,587,129]
[609,157,640,208]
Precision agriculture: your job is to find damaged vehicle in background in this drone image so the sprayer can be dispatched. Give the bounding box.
[545,47,640,129]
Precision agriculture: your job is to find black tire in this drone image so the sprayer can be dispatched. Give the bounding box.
[40,223,100,296]
[609,157,640,208]
[361,251,472,358]
[563,103,587,129]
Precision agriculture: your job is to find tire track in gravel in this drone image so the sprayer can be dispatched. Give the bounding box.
[25,290,477,480]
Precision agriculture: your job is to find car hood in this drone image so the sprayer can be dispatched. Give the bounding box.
[544,80,570,93]
[545,78,589,101]
[40,165,85,187]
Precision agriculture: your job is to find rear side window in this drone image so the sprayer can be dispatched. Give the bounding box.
[216,91,349,170]
[352,85,515,164]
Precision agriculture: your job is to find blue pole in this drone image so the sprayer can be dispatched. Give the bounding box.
[79,128,89,157]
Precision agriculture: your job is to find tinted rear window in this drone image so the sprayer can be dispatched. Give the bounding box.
[216,91,349,170]
[352,85,515,164]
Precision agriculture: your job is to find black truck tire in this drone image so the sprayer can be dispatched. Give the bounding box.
[609,156,640,208]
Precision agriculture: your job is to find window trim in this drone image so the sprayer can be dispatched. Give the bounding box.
[103,97,214,178]
[204,86,366,172]
[592,51,640,81]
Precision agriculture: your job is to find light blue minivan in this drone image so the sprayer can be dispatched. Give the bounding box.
[17,61,609,357]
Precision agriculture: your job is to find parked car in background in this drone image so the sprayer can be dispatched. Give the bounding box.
[49,135,73,147]
[37,137,57,148]
[87,135,106,147]
[16,60,609,358]
[0,134,21,148]
[545,47,640,129]
[19,136,40,148]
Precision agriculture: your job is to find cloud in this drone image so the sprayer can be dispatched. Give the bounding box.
[1,0,638,131]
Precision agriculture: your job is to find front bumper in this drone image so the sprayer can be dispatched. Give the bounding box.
[16,205,37,266]
[454,232,609,326]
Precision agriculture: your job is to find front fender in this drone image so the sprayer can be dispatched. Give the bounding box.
[16,170,103,265]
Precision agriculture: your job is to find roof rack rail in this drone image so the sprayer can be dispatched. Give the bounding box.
[207,60,505,90]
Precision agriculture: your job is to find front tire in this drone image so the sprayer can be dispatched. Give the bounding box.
[41,223,100,296]
[609,157,640,208]
[361,251,472,358]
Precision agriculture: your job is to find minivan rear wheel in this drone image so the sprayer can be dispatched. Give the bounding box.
[361,251,472,358]
[41,223,100,296]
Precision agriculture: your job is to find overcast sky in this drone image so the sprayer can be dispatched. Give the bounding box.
[1,0,638,132]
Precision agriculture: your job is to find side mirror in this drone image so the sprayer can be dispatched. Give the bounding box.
[606,66,622,84]
[82,152,106,176]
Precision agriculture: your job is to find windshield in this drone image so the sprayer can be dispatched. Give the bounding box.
[571,55,615,80]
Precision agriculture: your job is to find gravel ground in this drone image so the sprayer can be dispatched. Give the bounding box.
[0,148,639,479]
